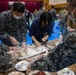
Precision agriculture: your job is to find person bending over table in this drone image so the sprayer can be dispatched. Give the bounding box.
[28,30,76,72]
[29,12,53,47]
[0,44,20,70]
[28,0,76,72]
[0,2,27,51]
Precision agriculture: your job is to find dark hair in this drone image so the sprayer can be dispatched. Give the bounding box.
[39,4,43,9]
[40,12,52,25]
[8,5,11,10]
[67,0,76,7]
[52,5,55,9]
[12,2,25,13]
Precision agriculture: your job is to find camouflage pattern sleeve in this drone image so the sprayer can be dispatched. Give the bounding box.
[0,12,10,40]
[0,44,9,53]
[20,16,27,42]
[0,44,11,66]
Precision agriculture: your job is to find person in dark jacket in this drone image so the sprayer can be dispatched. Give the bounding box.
[29,12,53,47]
[0,2,27,50]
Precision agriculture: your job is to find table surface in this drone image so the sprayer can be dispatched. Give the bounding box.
[0,39,76,75]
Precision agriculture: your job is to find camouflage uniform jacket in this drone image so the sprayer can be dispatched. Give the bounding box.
[31,30,76,72]
[0,44,11,66]
[0,11,27,44]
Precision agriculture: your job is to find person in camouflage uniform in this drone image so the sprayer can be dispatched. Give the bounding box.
[0,44,12,67]
[59,7,69,37]
[30,0,76,72]
[0,43,21,71]
[0,2,27,50]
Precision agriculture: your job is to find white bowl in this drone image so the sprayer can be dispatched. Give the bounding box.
[15,60,29,71]
[8,71,25,75]
[57,68,75,75]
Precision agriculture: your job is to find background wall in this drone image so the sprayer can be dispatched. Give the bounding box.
[0,0,43,13]
[49,0,67,5]
[44,0,67,14]
[0,1,8,12]
[0,0,67,14]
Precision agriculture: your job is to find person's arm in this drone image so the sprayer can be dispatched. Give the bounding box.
[9,36,20,46]
[20,16,27,50]
[31,36,40,47]
[20,16,27,42]
[0,12,19,46]
[67,18,75,31]
[29,20,40,47]
[21,41,27,52]
[0,12,11,40]
[42,35,49,42]
[42,23,53,42]
[0,44,19,52]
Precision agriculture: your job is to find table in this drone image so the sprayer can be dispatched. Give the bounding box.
[0,39,76,75]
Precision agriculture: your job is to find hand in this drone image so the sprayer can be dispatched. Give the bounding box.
[9,46,21,53]
[68,28,75,32]
[35,41,40,48]
[8,46,21,57]
[26,64,32,74]
[42,36,48,42]
[21,42,27,53]
[10,36,20,46]
[42,38,46,42]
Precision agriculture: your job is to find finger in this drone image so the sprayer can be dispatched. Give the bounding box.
[13,47,20,51]
[35,44,39,48]
[24,50,27,53]
[16,42,20,45]
[42,38,45,41]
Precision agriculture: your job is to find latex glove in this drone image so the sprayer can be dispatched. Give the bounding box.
[9,46,19,51]
[10,36,20,46]
[8,46,21,58]
[21,42,27,53]
[9,46,21,53]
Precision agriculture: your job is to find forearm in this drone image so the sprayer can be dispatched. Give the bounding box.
[22,41,26,46]
[9,36,20,46]
[21,41,27,51]
[31,36,38,43]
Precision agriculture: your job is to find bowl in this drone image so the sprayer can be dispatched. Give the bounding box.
[15,60,29,71]
[8,71,25,75]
